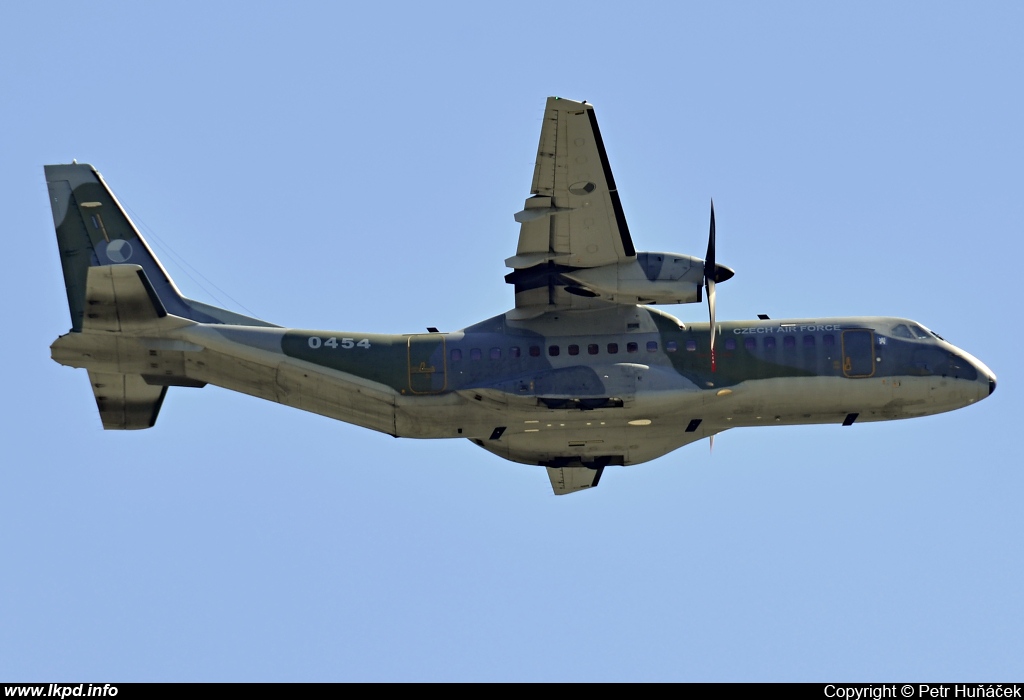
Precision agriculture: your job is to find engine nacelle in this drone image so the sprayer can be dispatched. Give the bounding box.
[562,252,709,304]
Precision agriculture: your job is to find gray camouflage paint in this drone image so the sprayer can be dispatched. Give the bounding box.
[44,108,996,494]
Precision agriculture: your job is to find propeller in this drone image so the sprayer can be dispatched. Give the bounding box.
[705,200,718,372]
[703,199,734,373]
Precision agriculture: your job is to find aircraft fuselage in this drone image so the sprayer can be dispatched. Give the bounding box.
[51,304,995,471]
[44,95,997,494]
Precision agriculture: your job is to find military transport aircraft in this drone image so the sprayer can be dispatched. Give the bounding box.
[46,97,996,495]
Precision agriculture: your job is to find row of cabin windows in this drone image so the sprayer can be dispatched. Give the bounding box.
[450,340,662,362]
[449,334,837,362]
[723,334,836,351]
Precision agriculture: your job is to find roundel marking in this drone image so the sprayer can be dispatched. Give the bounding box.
[106,239,134,263]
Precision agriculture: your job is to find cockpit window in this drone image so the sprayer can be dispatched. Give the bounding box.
[910,324,930,340]
[892,324,913,338]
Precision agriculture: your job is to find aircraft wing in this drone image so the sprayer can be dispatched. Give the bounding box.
[506,97,636,315]
[545,464,605,495]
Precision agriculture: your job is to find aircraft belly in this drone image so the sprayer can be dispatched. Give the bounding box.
[476,416,721,467]
[441,390,716,466]
[711,374,978,427]
[274,362,397,435]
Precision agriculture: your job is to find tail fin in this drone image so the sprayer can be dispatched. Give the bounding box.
[44,163,275,330]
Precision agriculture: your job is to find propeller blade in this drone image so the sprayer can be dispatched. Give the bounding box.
[705,199,716,273]
[707,278,716,371]
[705,199,717,372]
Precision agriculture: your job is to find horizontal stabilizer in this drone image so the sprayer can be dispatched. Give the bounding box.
[87,371,167,430]
[83,264,167,333]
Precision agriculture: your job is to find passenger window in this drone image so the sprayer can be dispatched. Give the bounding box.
[510,346,521,358]
[765,337,776,349]
[607,343,619,354]
[725,338,736,351]
[588,344,599,355]
[647,341,658,352]
[470,348,482,360]
[451,349,462,361]
[548,345,560,357]
[803,335,815,347]
[783,336,796,349]
[666,341,678,353]
[529,345,541,357]
[490,348,501,360]
[686,340,697,352]
[627,342,638,353]
[568,344,579,356]
[744,337,755,351]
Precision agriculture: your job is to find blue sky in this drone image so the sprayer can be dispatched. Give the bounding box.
[2,1,1021,681]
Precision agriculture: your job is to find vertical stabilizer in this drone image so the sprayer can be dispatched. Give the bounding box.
[44,163,275,329]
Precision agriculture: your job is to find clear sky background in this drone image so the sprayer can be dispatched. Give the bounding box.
[2,1,1021,682]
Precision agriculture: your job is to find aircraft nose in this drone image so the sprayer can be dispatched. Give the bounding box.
[952,347,996,402]
[970,356,996,399]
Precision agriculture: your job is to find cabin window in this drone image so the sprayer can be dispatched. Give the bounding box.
[450,349,462,361]
[548,345,560,357]
[765,337,776,349]
[607,343,619,354]
[744,337,756,351]
[686,340,697,352]
[568,344,580,356]
[803,335,815,347]
[823,335,834,347]
[666,341,678,352]
[588,344,599,355]
[647,341,658,352]
[510,346,521,358]
[725,338,736,351]
[490,348,501,360]
[783,336,796,349]
[627,342,638,353]
[470,348,482,360]
[529,345,541,357]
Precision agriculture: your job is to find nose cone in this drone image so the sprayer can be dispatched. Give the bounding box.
[972,358,996,398]
[961,349,997,401]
